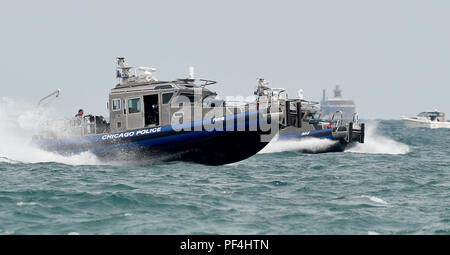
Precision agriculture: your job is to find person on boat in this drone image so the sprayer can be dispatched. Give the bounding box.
[73,109,86,134]
[152,102,159,124]
[75,109,84,118]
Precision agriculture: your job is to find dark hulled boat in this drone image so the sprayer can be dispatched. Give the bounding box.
[258,87,365,153]
[35,58,299,165]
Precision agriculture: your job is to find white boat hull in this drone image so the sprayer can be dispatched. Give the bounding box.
[402,118,450,129]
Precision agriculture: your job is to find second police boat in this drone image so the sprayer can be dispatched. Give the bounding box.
[254,81,365,153]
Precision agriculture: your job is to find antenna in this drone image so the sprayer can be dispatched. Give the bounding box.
[38,89,61,106]
[116,57,127,68]
[188,66,195,79]
[298,89,304,100]
[257,78,270,88]
[116,57,131,80]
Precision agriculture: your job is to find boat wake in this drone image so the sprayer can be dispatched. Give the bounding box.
[345,121,410,155]
[0,97,103,165]
[259,137,338,154]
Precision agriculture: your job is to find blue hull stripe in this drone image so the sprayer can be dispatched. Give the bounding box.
[37,110,262,147]
[278,128,336,140]
[38,115,265,154]
[60,128,219,155]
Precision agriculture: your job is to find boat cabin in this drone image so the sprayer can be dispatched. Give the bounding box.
[417,111,446,122]
[108,57,225,132]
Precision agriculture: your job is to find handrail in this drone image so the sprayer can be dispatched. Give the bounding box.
[199,79,217,87]
[331,110,343,127]
[352,112,359,124]
[38,89,61,106]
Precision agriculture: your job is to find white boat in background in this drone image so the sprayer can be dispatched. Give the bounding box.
[402,110,450,129]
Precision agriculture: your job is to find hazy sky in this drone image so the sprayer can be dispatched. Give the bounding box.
[1,0,449,119]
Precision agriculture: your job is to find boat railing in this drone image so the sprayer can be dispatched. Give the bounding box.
[36,115,108,139]
[352,112,359,124]
[331,110,343,127]
[72,116,98,136]
[37,89,61,106]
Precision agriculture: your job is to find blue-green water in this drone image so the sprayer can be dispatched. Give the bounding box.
[0,120,449,234]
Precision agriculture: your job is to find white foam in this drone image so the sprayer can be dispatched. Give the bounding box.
[0,97,104,165]
[259,137,338,154]
[0,229,14,235]
[368,231,380,235]
[361,195,388,205]
[346,121,410,155]
[68,232,80,235]
[16,202,39,206]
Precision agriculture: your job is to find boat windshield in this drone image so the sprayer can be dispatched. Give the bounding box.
[418,111,445,121]
[305,112,321,121]
[419,112,444,117]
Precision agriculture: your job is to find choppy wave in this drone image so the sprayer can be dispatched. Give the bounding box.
[361,195,389,205]
[259,121,410,155]
[0,97,103,165]
[0,119,448,234]
[346,121,410,155]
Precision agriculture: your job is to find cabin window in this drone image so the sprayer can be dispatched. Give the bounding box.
[128,98,141,114]
[162,93,173,104]
[112,99,121,111]
[305,112,320,120]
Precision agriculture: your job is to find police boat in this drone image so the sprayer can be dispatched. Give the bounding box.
[35,58,300,165]
[255,87,365,153]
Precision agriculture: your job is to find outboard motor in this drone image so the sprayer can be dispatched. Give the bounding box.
[330,111,365,144]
